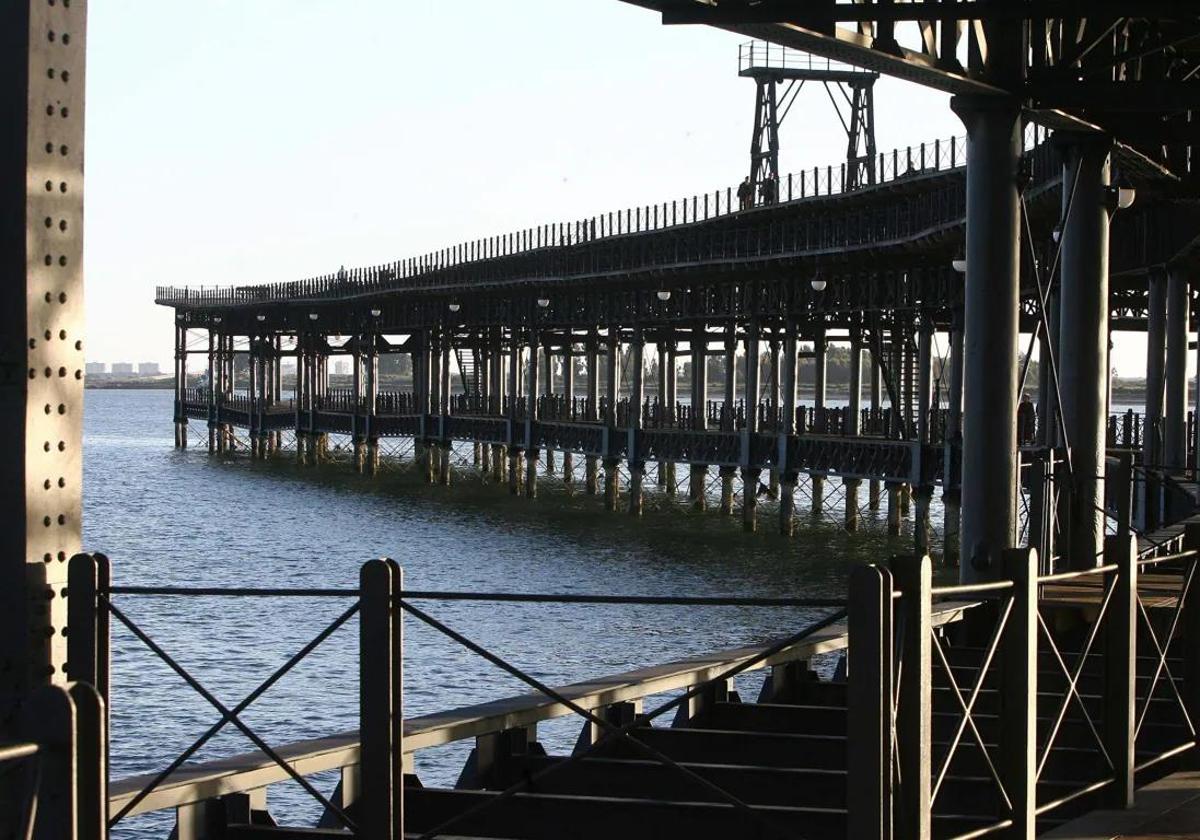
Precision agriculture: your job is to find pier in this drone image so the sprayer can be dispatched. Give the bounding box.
[7,1,1200,838]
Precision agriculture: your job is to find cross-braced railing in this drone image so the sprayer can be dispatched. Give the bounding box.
[848,523,1200,839]
[78,552,849,839]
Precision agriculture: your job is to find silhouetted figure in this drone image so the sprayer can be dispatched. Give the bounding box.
[760,175,778,205]
[737,177,754,210]
[1017,393,1036,445]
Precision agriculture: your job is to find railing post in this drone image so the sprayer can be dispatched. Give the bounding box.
[67,552,110,705]
[1114,452,1133,543]
[1104,533,1137,808]
[848,565,894,840]
[1001,548,1037,839]
[360,558,404,840]
[1183,523,1200,749]
[18,685,78,839]
[892,554,931,840]
[70,681,108,838]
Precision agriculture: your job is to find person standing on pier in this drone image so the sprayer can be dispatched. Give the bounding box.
[1017,393,1036,446]
[737,176,754,210]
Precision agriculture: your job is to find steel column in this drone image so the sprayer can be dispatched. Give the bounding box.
[951,96,1022,582]
[1165,267,1190,472]
[1,0,87,737]
[689,327,708,507]
[1058,132,1112,568]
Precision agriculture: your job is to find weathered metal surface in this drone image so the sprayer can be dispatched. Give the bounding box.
[0,0,87,731]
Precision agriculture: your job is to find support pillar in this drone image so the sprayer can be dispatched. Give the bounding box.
[944,308,964,567]
[525,333,540,499]
[586,456,600,495]
[663,337,677,494]
[811,325,827,513]
[869,354,882,509]
[690,326,709,509]
[916,322,933,444]
[913,487,933,555]
[779,475,796,536]
[1144,272,1167,529]
[629,464,645,516]
[887,484,902,536]
[542,342,555,476]
[741,468,760,532]
[628,330,645,516]
[1058,131,1113,568]
[508,449,523,496]
[844,479,861,532]
[719,467,736,515]
[1166,267,1191,472]
[951,95,1023,581]
[723,326,737,431]
[603,459,620,511]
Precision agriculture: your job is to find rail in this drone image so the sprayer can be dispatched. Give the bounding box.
[0,685,106,839]
[80,553,981,834]
[846,530,1200,840]
[154,125,1051,310]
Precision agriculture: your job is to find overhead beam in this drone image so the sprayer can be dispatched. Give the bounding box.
[661,0,1196,25]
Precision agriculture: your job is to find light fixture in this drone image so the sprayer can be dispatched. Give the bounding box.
[1051,223,1063,244]
[537,297,550,308]
[309,313,319,321]
[951,258,967,274]
[810,274,827,292]
[448,302,461,313]
[256,314,266,322]
[213,316,223,324]
[656,290,672,302]
[370,308,382,317]
[1116,186,1137,209]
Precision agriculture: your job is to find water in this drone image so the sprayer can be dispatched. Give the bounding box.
[83,389,932,837]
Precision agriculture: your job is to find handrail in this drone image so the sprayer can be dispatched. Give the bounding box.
[106,597,973,820]
[0,741,39,763]
[155,124,1053,310]
[1037,563,1118,585]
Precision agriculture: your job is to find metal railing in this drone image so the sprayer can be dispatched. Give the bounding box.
[87,552,857,838]
[847,526,1200,840]
[154,124,1053,310]
[738,41,866,77]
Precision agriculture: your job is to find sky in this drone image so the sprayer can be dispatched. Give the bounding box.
[82,0,1150,375]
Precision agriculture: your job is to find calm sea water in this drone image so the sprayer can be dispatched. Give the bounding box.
[83,389,934,837]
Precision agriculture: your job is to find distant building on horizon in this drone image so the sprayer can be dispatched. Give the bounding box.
[138,362,161,376]
[85,362,106,376]
[111,362,134,376]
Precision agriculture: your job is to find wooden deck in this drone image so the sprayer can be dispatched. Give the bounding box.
[1044,770,1200,839]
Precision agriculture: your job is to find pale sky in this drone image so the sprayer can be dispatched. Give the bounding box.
[82,1,1151,375]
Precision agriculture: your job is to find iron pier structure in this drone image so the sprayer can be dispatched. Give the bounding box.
[9,2,1200,839]
[162,117,1197,569]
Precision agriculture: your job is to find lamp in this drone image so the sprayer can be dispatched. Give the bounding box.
[256,314,266,322]
[449,302,461,313]
[656,290,672,302]
[1051,223,1063,244]
[810,274,827,292]
[213,316,222,324]
[309,313,319,321]
[951,258,967,274]
[1116,186,1136,210]
[370,308,382,317]
[537,297,550,308]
